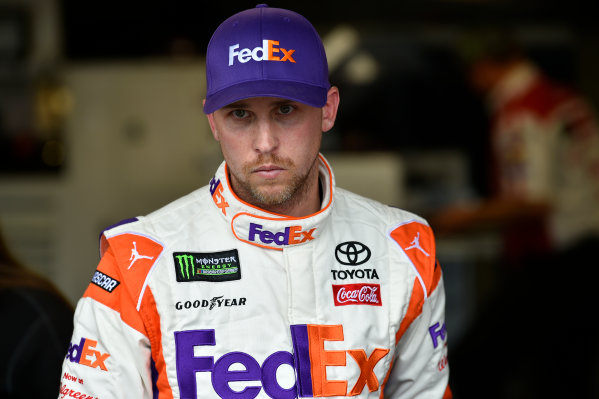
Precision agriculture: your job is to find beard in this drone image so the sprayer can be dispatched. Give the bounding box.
[230,153,319,211]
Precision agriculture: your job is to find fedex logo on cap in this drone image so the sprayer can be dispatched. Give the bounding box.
[175,324,390,398]
[229,39,296,66]
[248,222,315,246]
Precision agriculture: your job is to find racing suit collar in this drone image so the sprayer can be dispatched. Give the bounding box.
[208,153,335,251]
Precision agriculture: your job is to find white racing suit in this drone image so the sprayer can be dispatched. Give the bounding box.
[59,155,452,399]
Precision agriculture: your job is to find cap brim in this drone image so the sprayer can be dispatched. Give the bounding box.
[203,80,329,114]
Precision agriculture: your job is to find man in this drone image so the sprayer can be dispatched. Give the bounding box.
[59,5,451,398]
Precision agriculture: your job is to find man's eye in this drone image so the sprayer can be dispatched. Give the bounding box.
[232,109,248,118]
[279,105,294,114]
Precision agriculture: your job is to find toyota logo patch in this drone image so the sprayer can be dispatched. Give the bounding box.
[335,241,371,265]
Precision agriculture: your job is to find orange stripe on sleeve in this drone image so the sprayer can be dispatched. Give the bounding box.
[83,248,147,336]
[389,221,440,298]
[140,287,174,399]
[430,259,443,294]
[106,233,164,309]
[395,279,425,345]
[443,384,453,399]
[84,232,163,337]
[83,248,120,308]
[85,232,170,397]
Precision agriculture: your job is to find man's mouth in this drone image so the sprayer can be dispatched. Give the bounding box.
[253,165,285,179]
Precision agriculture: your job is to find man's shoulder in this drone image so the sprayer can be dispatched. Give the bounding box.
[334,188,438,292]
[334,187,427,228]
[100,185,212,243]
[145,185,211,221]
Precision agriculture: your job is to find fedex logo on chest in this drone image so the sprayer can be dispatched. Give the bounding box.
[175,324,390,398]
[248,222,315,246]
[229,40,296,65]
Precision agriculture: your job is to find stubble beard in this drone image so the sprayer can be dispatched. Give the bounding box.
[230,154,319,212]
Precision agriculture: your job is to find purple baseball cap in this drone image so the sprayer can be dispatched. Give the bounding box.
[203,4,330,114]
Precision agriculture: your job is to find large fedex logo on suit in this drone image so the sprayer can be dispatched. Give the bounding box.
[175,325,389,398]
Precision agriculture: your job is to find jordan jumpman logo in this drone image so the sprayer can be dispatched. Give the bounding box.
[404,232,429,257]
[128,241,154,269]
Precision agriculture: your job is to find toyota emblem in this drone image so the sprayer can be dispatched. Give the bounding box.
[335,241,371,265]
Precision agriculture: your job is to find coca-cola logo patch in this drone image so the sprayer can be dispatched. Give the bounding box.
[332,283,382,306]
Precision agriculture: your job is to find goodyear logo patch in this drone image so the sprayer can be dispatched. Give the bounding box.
[173,249,240,282]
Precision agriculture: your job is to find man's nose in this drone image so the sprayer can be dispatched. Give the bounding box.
[253,120,279,154]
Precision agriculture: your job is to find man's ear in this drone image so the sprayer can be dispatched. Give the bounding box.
[321,86,340,133]
[203,99,219,141]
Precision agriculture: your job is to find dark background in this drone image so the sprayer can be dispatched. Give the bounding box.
[3,0,598,190]
[58,0,598,197]
[59,1,595,60]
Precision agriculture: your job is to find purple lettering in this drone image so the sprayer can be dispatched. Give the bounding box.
[174,327,313,398]
[248,223,295,246]
[290,325,314,397]
[248,223,262,242]
[67,338,85,363]
[262,351,296,399]
[175,330,216,399]
[428,322,447,349]
[260,229,274,244]
[209,178,220,195]
[273,228,289,246]
[212,352,261,398]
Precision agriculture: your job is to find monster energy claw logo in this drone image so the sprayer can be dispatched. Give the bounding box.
[173,249,241,282]
[175,254,195,279]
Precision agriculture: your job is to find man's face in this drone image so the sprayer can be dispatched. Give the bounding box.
[206,89,338,215]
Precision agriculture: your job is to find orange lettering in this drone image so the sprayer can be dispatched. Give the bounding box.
[347,348,390,395]
[268,40,280,61]
[91,351,110,371]
[307,325,347,396]
[289,226,302,243]
[280,48,296,63]
[79,339,96,367]
[212,185,229,215]
[78,339,110,371]
[301,228,315,242]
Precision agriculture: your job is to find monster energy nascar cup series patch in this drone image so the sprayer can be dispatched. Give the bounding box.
[173,249,241,282]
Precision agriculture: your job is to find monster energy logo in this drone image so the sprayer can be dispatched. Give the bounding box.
[175,254,195,279]
[173,249,241,282]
